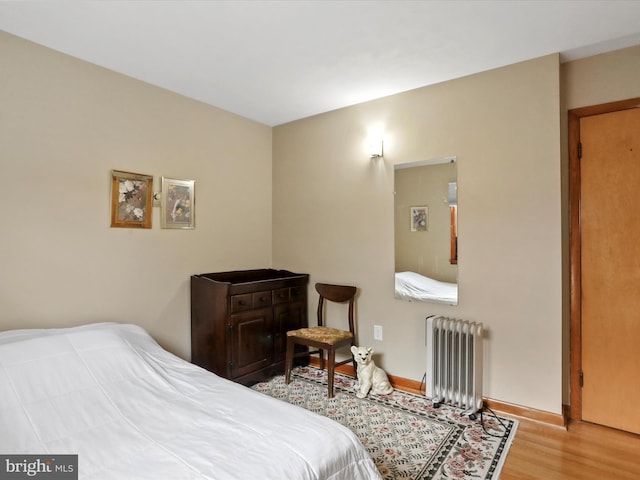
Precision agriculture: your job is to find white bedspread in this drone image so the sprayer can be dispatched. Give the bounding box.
[0,323,381,480]
[395,271,458,305]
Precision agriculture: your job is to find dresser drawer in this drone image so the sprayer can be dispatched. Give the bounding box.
[231,294,253,313]
[290,286,305,302]
[272,288,289,305]
[252,291,272,308]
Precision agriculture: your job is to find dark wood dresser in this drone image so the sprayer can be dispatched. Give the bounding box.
[191,269,309,385]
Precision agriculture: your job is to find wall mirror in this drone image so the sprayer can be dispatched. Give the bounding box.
[394,156,458,305]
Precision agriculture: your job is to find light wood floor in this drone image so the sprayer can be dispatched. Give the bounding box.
[500,417,640,479]
[313,362,640,477]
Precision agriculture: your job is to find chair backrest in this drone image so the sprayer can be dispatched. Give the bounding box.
[315,283,357,335]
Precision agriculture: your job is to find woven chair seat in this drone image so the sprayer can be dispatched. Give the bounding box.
[287,326,353,345]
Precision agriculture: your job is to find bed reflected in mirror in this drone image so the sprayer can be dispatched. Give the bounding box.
[394,156,458,305]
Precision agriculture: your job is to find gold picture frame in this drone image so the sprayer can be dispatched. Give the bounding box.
[110,170,153,229]
[161,177,195,229]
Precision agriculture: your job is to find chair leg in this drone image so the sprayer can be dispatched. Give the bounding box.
[327,347,335,399]
[319,348,325,371]
[285,336,294,384]
[351,349,358,380]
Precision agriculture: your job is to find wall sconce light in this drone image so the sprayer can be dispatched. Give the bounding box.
[368,136,384,158]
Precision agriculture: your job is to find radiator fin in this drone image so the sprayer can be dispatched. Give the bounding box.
[426,315,483,415]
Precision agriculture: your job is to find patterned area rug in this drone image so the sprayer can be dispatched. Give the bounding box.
[252,366,517,480]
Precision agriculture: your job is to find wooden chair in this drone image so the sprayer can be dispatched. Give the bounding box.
[285,282,357,398]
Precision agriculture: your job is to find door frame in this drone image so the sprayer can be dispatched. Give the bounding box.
[569,97,640,421]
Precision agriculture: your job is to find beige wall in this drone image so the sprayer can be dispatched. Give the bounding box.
[395,162,457,283]
[562,44,640,110]
[274,55,563,414]
[4,27,638,417]
[0,32,273,358]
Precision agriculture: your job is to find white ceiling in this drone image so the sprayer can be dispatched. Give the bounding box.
[2,1,640,126]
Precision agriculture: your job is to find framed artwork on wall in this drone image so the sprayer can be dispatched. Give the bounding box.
[110,170,153,229]
[410,206,428,232]
[161,177,195,229]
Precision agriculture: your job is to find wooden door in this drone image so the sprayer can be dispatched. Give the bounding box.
[580,107,640,434]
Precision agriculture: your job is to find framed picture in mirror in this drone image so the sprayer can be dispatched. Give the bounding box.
[410,206,428,232]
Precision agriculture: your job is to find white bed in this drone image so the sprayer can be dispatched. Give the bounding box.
[0,322,381,480]
[395,271,458,305]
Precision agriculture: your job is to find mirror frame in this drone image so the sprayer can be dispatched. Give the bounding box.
[394,156,458,305]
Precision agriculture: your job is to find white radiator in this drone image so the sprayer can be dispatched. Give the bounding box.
[426,315,484,416]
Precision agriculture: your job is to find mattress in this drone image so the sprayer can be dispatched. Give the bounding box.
[395,271,458,305]
[0,322,381,480]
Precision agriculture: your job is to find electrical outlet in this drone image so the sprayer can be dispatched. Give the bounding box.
[373,325,383,341]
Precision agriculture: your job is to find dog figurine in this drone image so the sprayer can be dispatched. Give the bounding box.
[351,346,394,398]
